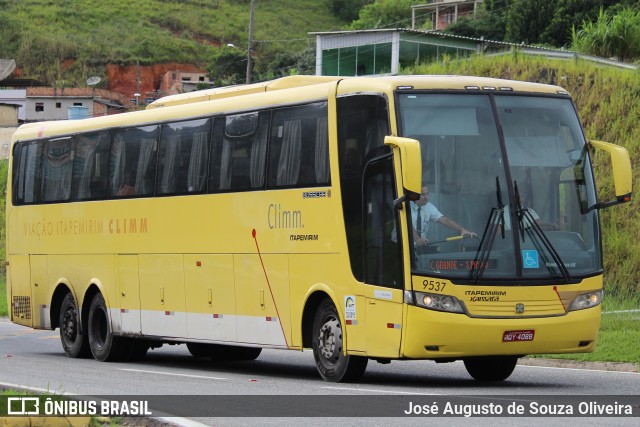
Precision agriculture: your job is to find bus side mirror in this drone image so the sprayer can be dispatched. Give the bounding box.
[590,140,632,209]
[384,135,422,208]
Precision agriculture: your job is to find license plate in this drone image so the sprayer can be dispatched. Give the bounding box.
[502,330,535,342]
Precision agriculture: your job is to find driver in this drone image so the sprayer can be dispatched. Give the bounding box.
[412,185,477,246]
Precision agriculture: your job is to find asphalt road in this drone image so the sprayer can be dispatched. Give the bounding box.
[0,319,638,426]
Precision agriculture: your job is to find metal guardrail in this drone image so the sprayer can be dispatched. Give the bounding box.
[489,48,638,70]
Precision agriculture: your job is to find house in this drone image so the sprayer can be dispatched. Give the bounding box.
[0,102,19,159]
[159,71,215,96]
[0,87,129,122]
[312,28,482,76]
[412,0,484,31]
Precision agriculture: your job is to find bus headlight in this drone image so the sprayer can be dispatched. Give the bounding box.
[568,290,603,312]
[414,291,465,314]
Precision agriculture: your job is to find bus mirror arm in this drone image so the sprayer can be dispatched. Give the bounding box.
[393,190,420,210]
[592,194,633,211]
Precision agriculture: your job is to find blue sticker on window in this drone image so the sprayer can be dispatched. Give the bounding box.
[522,250,539,268]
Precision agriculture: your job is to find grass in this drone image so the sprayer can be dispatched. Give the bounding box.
[532,298,640,365]
[0,274,6,318]
[0,0,345,86]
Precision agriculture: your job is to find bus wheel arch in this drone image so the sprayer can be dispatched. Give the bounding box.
[51,283,73,330]
[301,291,331,349]
[310,297,368,382]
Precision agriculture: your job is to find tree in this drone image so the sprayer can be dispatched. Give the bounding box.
[205,46,249,86]
[266,45,317,78]
[446,0,637,47]
[330,0,374,22]
[445,0,508,41]
[505,0,557,45]
[349,0,419,30]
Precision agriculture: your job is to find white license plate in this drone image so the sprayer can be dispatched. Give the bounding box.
[502,330,535,342]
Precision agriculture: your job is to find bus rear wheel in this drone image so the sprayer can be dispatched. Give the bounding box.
[87,293,123,362]
[59,293,91,358]
[463,356,518,381]
[312,299,367,382]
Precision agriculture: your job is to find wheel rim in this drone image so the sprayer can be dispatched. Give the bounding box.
[61,305,78,343]
[317,314,342,367]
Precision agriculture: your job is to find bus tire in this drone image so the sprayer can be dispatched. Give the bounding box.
[59,293,91,358]
[186,342,210,358]
[463,356,518,381]
[87,293,123,362]
[312,299,367,382]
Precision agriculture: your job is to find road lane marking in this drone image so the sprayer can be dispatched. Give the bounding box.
[321,386,439,395]
[519,365,639,374]
[119,368,227,380]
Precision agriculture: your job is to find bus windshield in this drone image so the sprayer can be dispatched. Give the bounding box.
[398,93,601,282]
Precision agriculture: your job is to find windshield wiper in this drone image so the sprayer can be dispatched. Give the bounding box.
[514,181,572,282]
[469,177,505,283]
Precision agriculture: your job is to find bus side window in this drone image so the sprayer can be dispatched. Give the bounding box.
[41,137,73,202]
[267,102,330,189]
[110,125,159,198]
[218,112,269,192]
[13,142,43,205]
[72,131,110,201]
[158,118,211,195]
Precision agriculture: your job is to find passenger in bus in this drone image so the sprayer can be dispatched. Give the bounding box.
[412,185,477,246]
[117,171,136,196]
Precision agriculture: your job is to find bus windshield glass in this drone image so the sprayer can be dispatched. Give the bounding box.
[398,93,601,282]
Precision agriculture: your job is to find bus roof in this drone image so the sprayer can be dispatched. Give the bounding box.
[147,75,568,109]
[146,75,345,109]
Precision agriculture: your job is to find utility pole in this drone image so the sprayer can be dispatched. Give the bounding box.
[246,0,255,84]
[135,59,141,108]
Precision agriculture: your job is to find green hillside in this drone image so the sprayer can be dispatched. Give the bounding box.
[0,0,345,85]
[409,53,640,300]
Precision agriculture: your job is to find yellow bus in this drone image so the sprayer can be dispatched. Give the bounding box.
[6,75,632,382]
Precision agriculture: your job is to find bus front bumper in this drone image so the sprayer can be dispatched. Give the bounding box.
[402,304,600,359]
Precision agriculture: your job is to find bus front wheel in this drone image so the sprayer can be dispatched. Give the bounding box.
[59,293,91,358]
[463,356,518,381]
[87,293,123,362]
[312,299,367,382]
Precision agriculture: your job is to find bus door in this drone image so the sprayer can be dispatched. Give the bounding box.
[184,254,237,342]
[30,255,49,329]
[116,255,141,334]
[363,155,404,357]
[139,254,187,338]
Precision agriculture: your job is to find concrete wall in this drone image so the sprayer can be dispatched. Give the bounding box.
[0,90,26,121]
[0,127,17,159]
